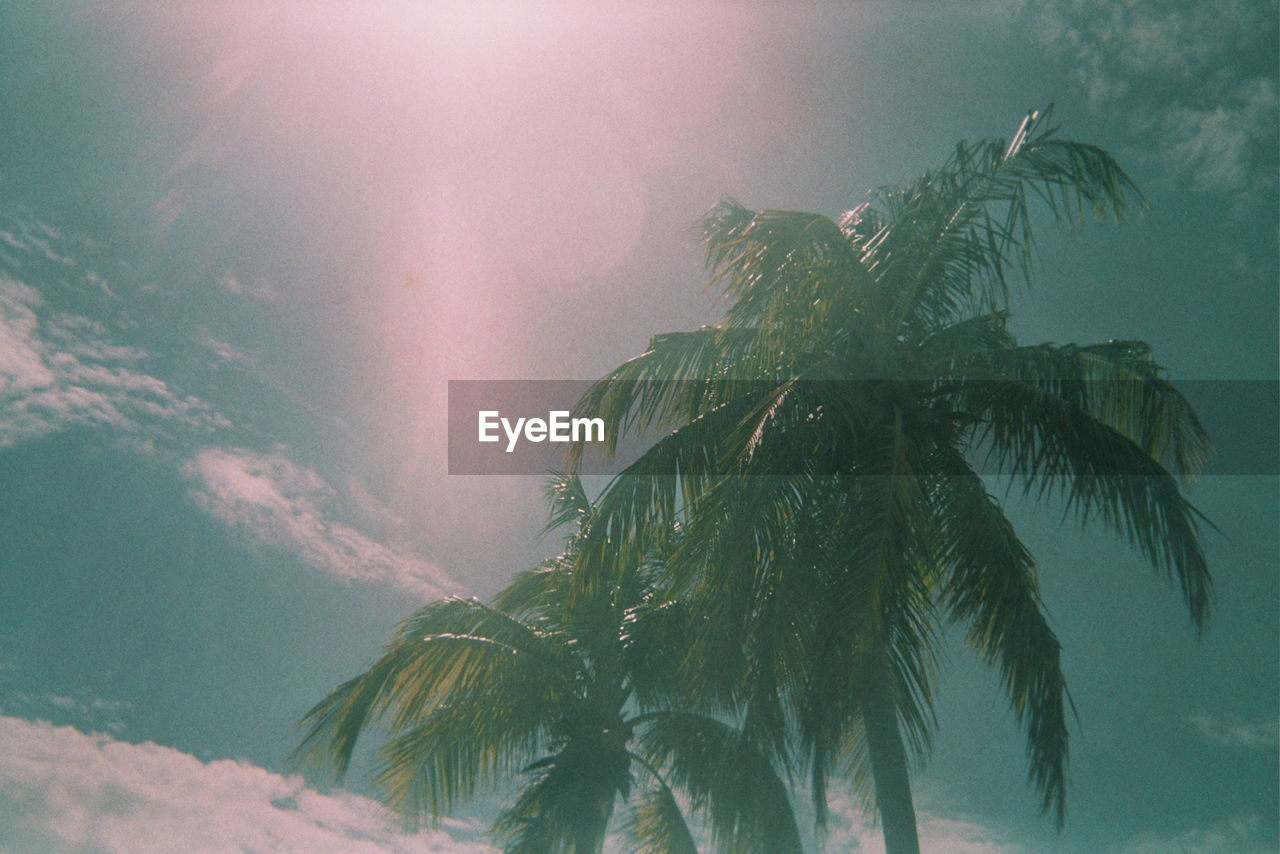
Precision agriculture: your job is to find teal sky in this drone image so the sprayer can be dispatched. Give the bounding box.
[0,3,1276,852]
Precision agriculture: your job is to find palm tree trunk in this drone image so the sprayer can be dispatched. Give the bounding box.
[574,826,605,854]
[573,799,613,854]
[863,656,922,854]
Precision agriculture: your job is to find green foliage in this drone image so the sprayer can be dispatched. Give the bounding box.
[298,108,1212,854]
[566,107,1212,840]
[295,473,802,854]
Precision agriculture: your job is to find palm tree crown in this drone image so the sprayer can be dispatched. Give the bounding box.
[295,473,803,854]
[566,108,1213,854]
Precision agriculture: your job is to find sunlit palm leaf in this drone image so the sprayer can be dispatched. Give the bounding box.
[635,711,805,854]
[617,778,699,854]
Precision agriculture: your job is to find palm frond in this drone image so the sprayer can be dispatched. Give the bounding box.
[543,471,594,535]
[618,581,697,711]
[915,311,1016,367]
[927,452,1071,826]
[867,107,1145,337]
[697,199,872,350]
[493,560,571,621]
[492,736,631,854]
[571,397,765,597]
[371,684,552,819]
[635,711,804,854]
[617,774,699,854]
[293,597,571,784]
[567,326,766,467]
[965,380,1213,626]
[946,340,1212,477]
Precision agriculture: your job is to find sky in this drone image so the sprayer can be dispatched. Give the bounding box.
[0,1,1276,852]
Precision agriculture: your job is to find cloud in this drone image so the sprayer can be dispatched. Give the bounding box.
[0,278,229,449]
[1029,0,1279,197]
[0,210,456,600]
[1121,815,1271,854]
[217,271,282,303]
[1032,0,1273,94]
[1189,712,1279,750]
[0,691,133,736]
[184,447,460,597]
[813,782,1025,854]
[1155,78,1279,194]
[193,331,254,368]
[0,210,119,302]
[0,217,77,270]
[0,715,495,854]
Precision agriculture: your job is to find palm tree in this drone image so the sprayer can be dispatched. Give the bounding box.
[567,108,1213,854]
[294,473,803,854]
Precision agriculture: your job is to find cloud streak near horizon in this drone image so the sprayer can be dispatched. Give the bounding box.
[0,716,495,854]
[0,712,1033,854]
[1,711,1271,854]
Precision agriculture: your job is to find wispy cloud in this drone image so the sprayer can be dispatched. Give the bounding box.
[217,270,282,303]
[0,278,229,448]
[0,691,133,736]
[0,715,495,854]
[0,216,78,270]
[193,330,255,368]
[1034,0,1268,86]
[1030,0,1278,198]
[0,209,458,599]
[0,210,120,302]
[1147,76,1277,196]
[814,782,1025,854]
[1121,814,1271,854]
[1189,712,1279,750]
[184,447,460,597]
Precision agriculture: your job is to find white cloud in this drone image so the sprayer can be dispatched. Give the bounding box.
[184,447,460,598]
[0,212,457,601]
[1189,712,1279,750]
[194,332,253,367]
[345,477,415,537]
[1033,0,1271,91]
[0,280,56,393]
[0,715,495,854]
[0,692,133,736]
[814,782,1025,854]
[1030,0,1279,196]
[0,217,76,269]
[0,278,229,448]
[1153,77,1278,194]
[1121,815,1271,854]
[217,270,282,303]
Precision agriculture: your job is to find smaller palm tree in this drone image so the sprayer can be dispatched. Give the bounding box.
[294,474,802,854]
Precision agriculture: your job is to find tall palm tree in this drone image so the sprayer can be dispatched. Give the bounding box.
[294,473,803,854]
[567,108,1213,854]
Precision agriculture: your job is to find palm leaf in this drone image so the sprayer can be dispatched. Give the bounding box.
[617,776,699,854]
[635,711,804,854]
[927,451,1071,826]
[294,597,571,782]
[865,107,1144,337]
